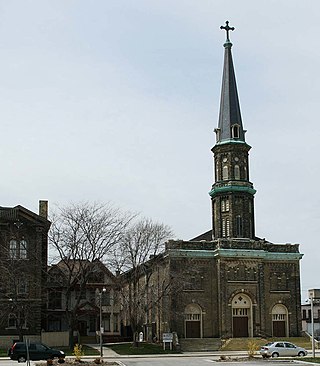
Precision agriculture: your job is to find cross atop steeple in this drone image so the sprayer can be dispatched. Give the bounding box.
[220,21,235,42]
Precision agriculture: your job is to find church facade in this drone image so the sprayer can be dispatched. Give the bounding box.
[131,23,303,341]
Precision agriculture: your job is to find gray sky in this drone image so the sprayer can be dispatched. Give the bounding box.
[1,1,319,301]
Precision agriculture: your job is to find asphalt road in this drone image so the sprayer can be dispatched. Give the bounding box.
[0,357,312,366]
[118,359,294,366]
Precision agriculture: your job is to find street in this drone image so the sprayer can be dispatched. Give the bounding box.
[0,358,311,366]
[117,359,294,366]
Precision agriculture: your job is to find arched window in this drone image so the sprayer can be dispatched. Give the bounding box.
[9,239,28,259]
[223,166,228,180]
[20,240,27,259]
[221,200,225,212]
[234,165,240,180]
[8,313,16,328]
[236,215,243,237]
[221,198,229,212]
[9,240,17,259]
[222,218,230,237]
[232,125,240,138]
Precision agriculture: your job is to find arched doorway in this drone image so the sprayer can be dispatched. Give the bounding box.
[184,303,202,338]
[232,293,252,337]
[272,304,288,337]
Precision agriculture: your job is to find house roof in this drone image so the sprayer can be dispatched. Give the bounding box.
[0,204,51,227]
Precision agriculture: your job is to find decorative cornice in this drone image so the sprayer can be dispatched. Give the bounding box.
[167,248,303,261]
[209,184,256,197]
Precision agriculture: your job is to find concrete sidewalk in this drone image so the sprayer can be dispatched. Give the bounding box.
[85,344,119,357]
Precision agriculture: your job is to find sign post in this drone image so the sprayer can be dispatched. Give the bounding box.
[162,332,173,350]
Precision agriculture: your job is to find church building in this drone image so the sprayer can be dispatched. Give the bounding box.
[129,22,303,342]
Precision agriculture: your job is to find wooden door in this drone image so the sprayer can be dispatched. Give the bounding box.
[273,321,286,337]
[78,320,87,336]
[233,317,248,337]
[186,321,200,338]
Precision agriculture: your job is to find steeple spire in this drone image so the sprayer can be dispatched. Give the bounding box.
[215,21,245,144]
[210,22,256,240]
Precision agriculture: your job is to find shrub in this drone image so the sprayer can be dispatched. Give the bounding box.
[247,340,259,358]
[73,344,84,362]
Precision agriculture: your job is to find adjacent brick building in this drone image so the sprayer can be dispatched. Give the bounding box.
[0,201,50,342]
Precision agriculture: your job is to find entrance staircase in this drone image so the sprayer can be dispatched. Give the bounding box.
[179,338,222,352]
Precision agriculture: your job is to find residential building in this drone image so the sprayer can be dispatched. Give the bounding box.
[0,201,50,344]
[45,259,121,342]
[301,289,320,337]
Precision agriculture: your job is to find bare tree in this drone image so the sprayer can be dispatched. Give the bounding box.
[48,201,133,348]
[112,218,173,344]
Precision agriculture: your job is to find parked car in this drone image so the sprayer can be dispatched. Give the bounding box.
[8,342,65,363]
[260,341,307,358]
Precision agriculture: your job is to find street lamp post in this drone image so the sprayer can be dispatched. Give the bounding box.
[310,294,315,358]
[99,288,106,358]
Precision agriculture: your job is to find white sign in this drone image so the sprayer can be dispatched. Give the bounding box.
[162,332,173,350]
[162,333,173,342]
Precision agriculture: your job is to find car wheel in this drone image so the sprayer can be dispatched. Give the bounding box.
[272,352,279,358]
[298,351,305,357]
[18,356,26,363]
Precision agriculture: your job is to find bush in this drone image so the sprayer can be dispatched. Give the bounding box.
[247,340,259,358]
[73,344,84,361]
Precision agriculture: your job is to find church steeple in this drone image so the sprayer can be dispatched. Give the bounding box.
[215,21,245,144]
[210,22,256,240]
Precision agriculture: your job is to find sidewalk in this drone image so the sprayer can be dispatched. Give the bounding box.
[85,344,119,357]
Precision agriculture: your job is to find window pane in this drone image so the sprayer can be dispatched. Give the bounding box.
[20,240,27,259]
[9,240,18,259]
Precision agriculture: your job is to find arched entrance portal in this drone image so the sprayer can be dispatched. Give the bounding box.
[272,304,288,337]
[232,293,252,337]
[184,303,202,338]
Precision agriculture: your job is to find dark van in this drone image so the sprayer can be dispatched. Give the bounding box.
[8,342,65,362]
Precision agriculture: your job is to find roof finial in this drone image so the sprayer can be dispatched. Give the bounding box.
[220,21,235,43]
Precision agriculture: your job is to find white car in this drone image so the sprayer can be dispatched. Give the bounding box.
[260,341,307,358]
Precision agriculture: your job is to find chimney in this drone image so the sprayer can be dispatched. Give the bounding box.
[39,200,48,219]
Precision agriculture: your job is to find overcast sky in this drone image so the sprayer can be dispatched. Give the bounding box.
[0,0,319,301]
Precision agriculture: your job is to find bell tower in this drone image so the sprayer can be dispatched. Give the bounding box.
[209,21,256,240]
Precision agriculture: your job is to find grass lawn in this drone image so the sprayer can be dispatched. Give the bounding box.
[108,342,181,355]
[0,348,8,357]
[60,345,100,356]
[302,358,320,363]
[221,337,312,352]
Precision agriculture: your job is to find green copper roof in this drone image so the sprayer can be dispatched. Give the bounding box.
[214,139,251,148]
[167,248,303,261]
[209,185,256,197]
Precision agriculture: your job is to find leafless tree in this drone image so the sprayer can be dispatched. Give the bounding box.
[48,201,133,348]
[112,218,173,344]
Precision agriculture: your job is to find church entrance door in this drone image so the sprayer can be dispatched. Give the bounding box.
[273,321,286,337]
[184,303,202,338]
[233,317,248,337]
[186,321,201,338]
[272,304,288,337]
[231,293,252,338]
